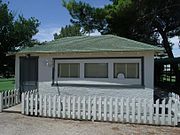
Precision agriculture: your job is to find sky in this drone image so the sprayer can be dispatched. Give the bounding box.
[3,0,180,57]
[5,0,110,41]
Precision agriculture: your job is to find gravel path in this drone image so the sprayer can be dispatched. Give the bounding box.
[0,112,179,135]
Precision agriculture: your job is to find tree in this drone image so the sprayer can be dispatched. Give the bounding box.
[63,0,180,59]
[0,0,40,76]
[54,24,82,39]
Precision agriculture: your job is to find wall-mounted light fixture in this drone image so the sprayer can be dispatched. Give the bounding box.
[44,59,52,67]
[25,54,31,58]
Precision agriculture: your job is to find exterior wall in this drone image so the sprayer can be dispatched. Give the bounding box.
[15,55,20,89]
[144,53,154,89]
[38,82,153,99]
[15,51,154,99]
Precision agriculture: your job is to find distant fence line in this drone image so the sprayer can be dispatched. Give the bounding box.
[0,89,20,112]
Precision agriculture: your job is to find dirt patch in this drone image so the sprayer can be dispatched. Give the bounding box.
[0,113,180,135]
[111,126,119,131]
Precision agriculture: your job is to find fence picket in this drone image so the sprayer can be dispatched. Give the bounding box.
[161,99,166,125]
[126,98,130,123]
[53,95,57,118]
[9,90,11,107]
[10,90,12,105]
[109,97,113,121]
[132,98,135,123]
[0,93,2,112]
[174,100,178,126]
[155,99,160,125]
[35,94,38,116]
[114,98,118,122]
[104,97,107,121]
[67,96,71,119]
[26,92,29,115]
[44,95,47,117]
[21,93,25,114]
[7,91,10,108]
[39,95,43,116]
[15,90,18,104]
[120,98,124,122]
[62,96,66,118]
[137,98,141,123]
[57,96,61,118]
[72,96,76,119]
[88,96,91,120]
[82,96,86,120]
[93,96,97,121]
[98,96,102,121]
[149,100,153,124]
[10,90,13,106]
[4,91,7,108]
[30,93,34,115]
[77,96,81,119]
[143,99,147,124]
[48,95,51,117]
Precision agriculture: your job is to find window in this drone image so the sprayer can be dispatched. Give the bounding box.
[114,63,139,78]
[58,63,80,78]
[85,63,108,78]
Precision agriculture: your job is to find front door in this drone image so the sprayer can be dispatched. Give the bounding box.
[20,56,38,92]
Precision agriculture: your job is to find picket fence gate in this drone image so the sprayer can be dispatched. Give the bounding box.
[0,89,21,112]
[21,92,180,126]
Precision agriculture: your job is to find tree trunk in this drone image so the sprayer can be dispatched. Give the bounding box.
[159,29,174,59]
[158,28,180,94]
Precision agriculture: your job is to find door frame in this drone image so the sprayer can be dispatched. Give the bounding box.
[19,56,39,93]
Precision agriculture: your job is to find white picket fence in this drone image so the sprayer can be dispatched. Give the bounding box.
[22,92,180,126]
[0,89,20,112]
[170,92,180,101]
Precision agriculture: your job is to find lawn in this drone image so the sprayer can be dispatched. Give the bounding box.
[0,78,15,92]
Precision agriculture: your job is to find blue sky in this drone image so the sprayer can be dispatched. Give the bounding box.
[5,0,111,41]
[3,0,180,57]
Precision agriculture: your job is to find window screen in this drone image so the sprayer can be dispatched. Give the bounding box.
[85,63,108,78]
[58,63,80,78]
[114,63,139,78]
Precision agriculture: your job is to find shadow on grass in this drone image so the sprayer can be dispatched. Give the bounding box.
[0,78,15,82]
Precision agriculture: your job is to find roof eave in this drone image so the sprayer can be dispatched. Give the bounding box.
[17,49,164,55]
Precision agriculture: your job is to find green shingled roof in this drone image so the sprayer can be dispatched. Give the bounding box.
[19,35,163,53]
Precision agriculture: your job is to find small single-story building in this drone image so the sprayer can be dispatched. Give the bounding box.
[15,35,163,99]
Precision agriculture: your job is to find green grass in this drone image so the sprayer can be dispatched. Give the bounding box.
[0,78,15,92]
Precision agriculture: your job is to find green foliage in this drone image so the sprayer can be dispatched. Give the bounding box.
[63,0,180,58]
[62,0,107,34]
[0,0,40,75]
[54,24,82,39]
[13,16,40,49]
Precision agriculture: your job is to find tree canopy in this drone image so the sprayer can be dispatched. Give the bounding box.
[63,0,180,58]
[0,0,40,76]
[54,24,82,39]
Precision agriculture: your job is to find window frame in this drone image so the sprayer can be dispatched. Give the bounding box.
[54,58,142,86]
